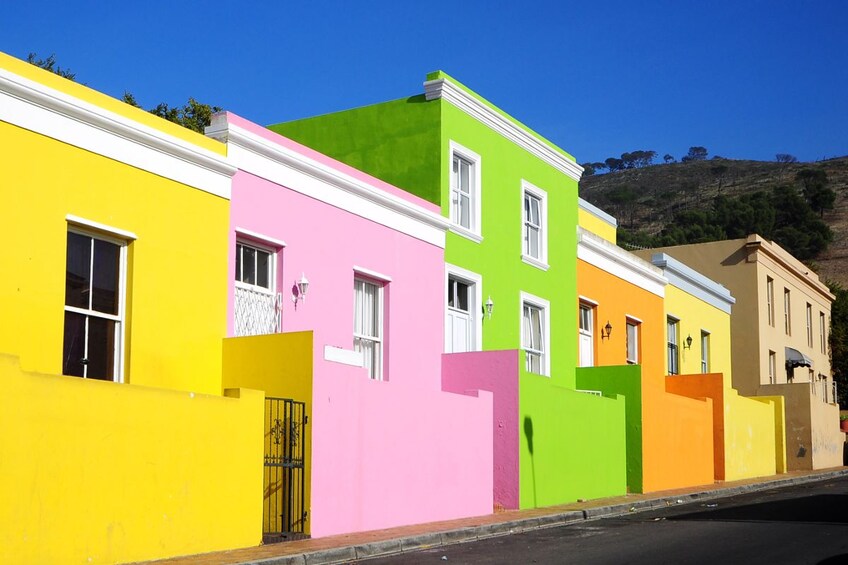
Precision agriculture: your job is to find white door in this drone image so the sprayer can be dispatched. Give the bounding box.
[579,304,594,367]
[446,277,473,353]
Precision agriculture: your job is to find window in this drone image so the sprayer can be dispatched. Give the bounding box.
[784,288,791,335]
[522,293,550,375]
[521,182,548,269]
[667,317,679,375]
[701,331,710,373]
[768,350,776,384]
[63,229,126,381]
[766,277,774,326]
[449,142,481,239]
[446,275,473,353]
[820,312,827,354]
[806,303,813,347]
[579,303,594,367]
[234,240,279,337]
[626,319,639,364]
[354,278,384,380]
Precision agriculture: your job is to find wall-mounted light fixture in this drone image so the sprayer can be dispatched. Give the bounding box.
[684,334,693,349]
[292,272,309,304]
[601,321,613,340]
[485,296,494,319]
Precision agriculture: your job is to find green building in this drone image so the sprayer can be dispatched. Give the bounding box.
[271,72,628,508]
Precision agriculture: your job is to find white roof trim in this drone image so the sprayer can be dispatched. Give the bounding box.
[578,198,618,228]
[650,253,736,314]
[0,66,235,199]
[207,118,450,248]
[577,227,666,297]
[424,76,584,182]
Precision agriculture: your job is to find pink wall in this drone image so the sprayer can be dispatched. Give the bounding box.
[224,113,493,536]
[442,350,520,510]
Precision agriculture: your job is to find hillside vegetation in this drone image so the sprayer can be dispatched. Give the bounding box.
[579,155,848,284]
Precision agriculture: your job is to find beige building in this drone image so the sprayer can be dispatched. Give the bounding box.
[635,235,843,470]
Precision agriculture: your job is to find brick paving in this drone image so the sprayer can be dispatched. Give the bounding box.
[136,467,847,565]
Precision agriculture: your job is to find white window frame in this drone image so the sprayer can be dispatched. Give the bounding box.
[667,316,680,376]
[353,276,385,381]
[626,316,640,365]
[820,312,827,354]
[235,239,277,295]
[521,291,551,376]
[700,330,710,374]
[63,222,130,383]
[784,288,791,335]
[521,180,549,271]
[806,303,813,348]
[768,350,776,384]
[448,140,482,243]
[766,276,774,327]
[578,301,595,368]
[444,264,483,353]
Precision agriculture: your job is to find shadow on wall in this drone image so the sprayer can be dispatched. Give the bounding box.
[524,416,535,508]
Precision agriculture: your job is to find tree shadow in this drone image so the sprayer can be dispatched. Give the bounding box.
[671,494,848,524]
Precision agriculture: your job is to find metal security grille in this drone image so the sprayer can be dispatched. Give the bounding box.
[263,397,308,543]
[235,287,280,337]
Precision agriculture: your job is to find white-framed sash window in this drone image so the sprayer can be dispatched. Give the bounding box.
[63,228,127,381]
[667,317,679,375]
[234,239,280,337]
[522,292,551,376]
[626,318,640,364]
[448,141,482,241]
[701,331,710,373]
[579,303,594,367]
[354,277,384,380]
[521,181,548,270]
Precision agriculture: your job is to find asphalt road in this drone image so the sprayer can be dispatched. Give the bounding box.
[362,476,848,565]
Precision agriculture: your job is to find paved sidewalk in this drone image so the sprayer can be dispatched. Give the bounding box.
[140,467,848,565]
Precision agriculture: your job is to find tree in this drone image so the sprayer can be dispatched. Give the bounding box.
[711,164,729,192]
[796,168,835,217]
[663,154,676,164]
[26,52,76,80]
[605,157,624,172]
[581,163,596,176]
[681,146,708,162]
[827,281,848,407]
[776,154,798,163]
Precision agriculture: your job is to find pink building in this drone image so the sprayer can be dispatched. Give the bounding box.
[209,113,493,539]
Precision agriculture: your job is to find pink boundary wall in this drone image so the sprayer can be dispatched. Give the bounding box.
[223,113,493,536]
[442,350,519,510]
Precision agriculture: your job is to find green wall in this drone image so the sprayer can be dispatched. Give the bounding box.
[576,365,643,493]
[269,96,442,204]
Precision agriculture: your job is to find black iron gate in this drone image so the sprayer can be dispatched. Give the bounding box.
[263,397,308,543]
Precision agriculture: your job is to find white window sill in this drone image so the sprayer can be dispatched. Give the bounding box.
[521,254,549,271]
[323,346,363,367]
[449,224,483,243]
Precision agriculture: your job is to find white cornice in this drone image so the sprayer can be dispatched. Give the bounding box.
[207,118,450,247]
[0,66,235,199]
[577,227,666,297]
[578,198,618,228]
[745,235,835,302]
[650,253,736,314]
[424,77,584,182]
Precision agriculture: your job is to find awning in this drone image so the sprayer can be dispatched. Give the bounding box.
[785,347,813,369]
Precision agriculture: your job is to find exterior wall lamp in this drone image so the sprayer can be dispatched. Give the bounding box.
[684,334,693,349]
[485,296,494,319]
[293,272,309,304]
[601,321,613,340]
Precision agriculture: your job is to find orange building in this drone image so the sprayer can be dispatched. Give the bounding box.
[575,226,714,493]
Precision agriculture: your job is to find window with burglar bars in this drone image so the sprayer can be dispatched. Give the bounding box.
[354,277,383,380]
[63,229,126,381]
[234,241,280,337]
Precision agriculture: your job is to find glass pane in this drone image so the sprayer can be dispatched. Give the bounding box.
[63,311,86,377]
[523,306,532,349]
[235,244,243,281]
[455,281,469,312]
[531,197,540,225]
[459,160,471,194]
[65,232,91,308]
[532,308,543,350]
[92,239,120,314]
[257,250,270,289]
[243,247,256,285]
[447,279,455,308]
[528,226,540,258]
[87,316,116,381]
[460,194,470,228]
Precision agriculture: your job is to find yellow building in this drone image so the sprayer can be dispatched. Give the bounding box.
[648,253,785,481]
[637,236,843,471]
[0,52,264,563]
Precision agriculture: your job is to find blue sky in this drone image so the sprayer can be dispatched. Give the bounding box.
[3,1,846,164]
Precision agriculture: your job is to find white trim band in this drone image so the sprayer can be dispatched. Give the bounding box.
[323,346,364,367]
[650,253,736,314]
[66,214,138,240]
[353,265,393,283]
[235,227,287,248]
[424,76,583,182]
[577,228,666,297]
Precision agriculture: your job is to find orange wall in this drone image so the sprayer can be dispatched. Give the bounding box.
[578,259,715,492]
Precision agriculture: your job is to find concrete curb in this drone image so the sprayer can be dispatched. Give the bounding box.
[248,469,848,565]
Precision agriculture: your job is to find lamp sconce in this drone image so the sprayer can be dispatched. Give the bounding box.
[601,321,613,340]
[292,272,309,305]
[684,334,693,350]
[485,296,494,319]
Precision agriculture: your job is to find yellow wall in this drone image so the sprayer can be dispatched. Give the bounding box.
[754,395,788,473]
[223,331,314,534]
[1,118,229,395]
[0,353,264,564]
[577,207,617,244]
